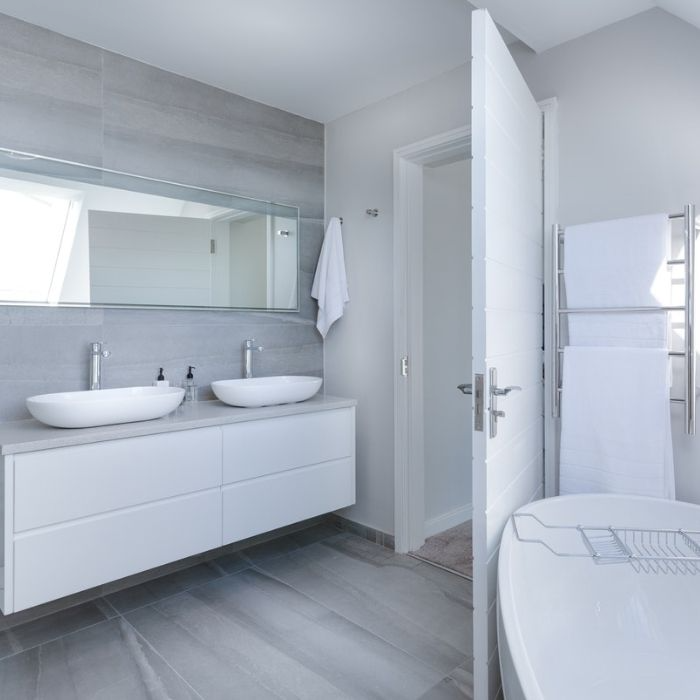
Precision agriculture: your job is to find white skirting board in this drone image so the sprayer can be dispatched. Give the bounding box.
[424,504,472,538]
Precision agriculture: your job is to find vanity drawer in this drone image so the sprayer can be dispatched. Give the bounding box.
[222,407,354,483]
[222,457,355,543]
[13,488,221,611]
[13,427,221,532]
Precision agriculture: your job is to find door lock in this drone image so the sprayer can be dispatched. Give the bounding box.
[489,367,522,438]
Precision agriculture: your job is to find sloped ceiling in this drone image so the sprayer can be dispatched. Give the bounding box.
[473,0,700,52]
[0,1,698,122]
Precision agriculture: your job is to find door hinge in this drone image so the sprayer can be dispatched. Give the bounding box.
[210,239,216,254]
[400,356,409,377]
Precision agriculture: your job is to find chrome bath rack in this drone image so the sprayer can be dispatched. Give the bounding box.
[552,204,699,435]
[512,513,700,575]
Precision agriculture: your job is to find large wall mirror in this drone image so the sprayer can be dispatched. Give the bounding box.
[0,149,300,311]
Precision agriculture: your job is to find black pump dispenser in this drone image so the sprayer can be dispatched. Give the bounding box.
[157,368,165,381]
[184,366,197,402]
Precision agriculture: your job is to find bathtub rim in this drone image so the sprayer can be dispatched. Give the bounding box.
[497,493,700,700]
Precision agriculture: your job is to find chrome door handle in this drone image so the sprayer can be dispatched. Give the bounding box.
[457,383,473,395]
[489,368,522,438]
[491,385,521,396]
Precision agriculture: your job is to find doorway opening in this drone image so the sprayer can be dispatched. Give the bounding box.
[393,127,472,580]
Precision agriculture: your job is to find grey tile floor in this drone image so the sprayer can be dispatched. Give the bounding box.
[0,524,474,699]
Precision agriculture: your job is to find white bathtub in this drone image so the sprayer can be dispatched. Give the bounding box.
[498,494,700,700]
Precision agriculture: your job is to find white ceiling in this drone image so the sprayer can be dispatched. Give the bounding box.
[473,0,700,52]
[0,0,473,124]
[1,1,699,123]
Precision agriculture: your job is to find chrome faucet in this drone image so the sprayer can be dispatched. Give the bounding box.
[243,339,264,379]
[89,341,111,390]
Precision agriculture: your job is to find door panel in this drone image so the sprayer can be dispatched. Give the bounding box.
[471,8,544,699]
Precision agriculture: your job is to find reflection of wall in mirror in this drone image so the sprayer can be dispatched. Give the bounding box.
[271,216,298,309]
[88,211,212,306]
[66,189,186,304]
[213,213,298,310]
[227,215,268,308]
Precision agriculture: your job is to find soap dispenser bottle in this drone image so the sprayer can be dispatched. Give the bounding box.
[154,368,169,387]
[184,366,197,402]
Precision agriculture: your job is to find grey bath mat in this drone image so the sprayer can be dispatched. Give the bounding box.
[411,520,473,579]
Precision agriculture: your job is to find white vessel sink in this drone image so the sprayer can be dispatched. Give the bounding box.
[26,386,185,428]
[211,376,322,408]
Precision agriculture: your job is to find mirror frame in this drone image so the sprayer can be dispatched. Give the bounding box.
[0,147,301,313]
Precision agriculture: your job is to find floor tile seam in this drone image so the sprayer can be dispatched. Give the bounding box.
[126,594,294,700]
[445,673,476,700]
[0,616,112,663]
[407,553,474,582]
[255,544,464,614]
[248,563,462,679]
[447,659,475,678]
[317,540,416,569]
[99,595,122,618]
[271,541,397,581]
[251,557,466,649]
[103,563,256,617]
[0,597,116,636]
[119,616,208,700]
[173,580,405,700]
[239,529,343,567]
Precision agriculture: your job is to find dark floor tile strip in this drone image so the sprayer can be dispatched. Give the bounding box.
[0,600,113,662]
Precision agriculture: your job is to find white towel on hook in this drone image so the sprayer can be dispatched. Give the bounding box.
[564,213,671,346]
[311,217,349,338]
[559,346,675,499]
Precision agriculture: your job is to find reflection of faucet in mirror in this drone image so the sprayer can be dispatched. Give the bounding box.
[243,339,264,379]
[89,341,111,390]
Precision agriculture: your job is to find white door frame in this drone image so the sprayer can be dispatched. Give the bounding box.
[393,101,558,555]
[541,98,559,498]
[393,126,471,554]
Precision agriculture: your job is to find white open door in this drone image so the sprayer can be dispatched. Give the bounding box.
[471,9,545,699]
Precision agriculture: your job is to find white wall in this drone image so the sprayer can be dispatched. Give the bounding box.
[325,65,469,534]
[423,159,472,530]
[511,7,700,505]
[325,7,700,531]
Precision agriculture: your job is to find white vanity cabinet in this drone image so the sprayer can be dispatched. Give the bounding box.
[6,428,223,612]
[0,399,355,614]
[221,407,355,542]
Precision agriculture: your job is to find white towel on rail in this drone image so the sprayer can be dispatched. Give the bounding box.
[564,213,671,346]
[567,312,668,348]
[559,346,675,499]
[311,217,349,338]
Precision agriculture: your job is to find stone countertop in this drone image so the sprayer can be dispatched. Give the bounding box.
[0,394,357,455]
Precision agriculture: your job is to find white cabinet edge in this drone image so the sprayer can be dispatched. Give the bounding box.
[0,395,357,455]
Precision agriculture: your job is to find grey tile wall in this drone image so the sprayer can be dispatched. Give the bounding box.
[0,13,325,421]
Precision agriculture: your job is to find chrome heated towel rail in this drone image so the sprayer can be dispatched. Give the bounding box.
[553,204,698,435]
